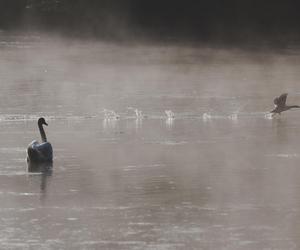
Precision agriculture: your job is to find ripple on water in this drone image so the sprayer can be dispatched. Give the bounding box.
[0,114,95,123]
[123,164,166,171]
[0,147,24,153]
[0,114,51,122]
[265,153,299,158]
[0,191,39,196]
[145,140,188,146]
[160,140,188,145]
[0,171,30,176]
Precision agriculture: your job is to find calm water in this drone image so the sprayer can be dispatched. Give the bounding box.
[1,33,300,249]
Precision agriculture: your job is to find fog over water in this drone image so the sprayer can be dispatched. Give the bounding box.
[1,33,300,249]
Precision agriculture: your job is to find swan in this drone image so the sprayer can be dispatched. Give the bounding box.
[270,93,300,115]
[27,117,53,163]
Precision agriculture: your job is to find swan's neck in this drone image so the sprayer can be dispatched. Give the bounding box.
[38,123,47,142]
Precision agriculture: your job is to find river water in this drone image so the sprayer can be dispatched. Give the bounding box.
[0,33,300,249]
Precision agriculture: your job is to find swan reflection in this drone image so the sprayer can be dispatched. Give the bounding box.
[27,161,52,202]
[27,161,53,174]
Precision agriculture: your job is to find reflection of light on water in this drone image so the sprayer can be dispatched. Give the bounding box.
[135,118,143,129]
[103,118,118,129]
[166,118,174,129]
[67,218,78,221]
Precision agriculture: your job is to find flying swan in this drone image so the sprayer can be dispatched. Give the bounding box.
[271,93,300,115]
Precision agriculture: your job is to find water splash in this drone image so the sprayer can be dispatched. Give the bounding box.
[202,113,212,121]
[165,110,175,119]
[134,109,144,119]
[126,107,147,119]
[228,113,238,120]
[203,112,238,121]
[103,109,120,120]
[264,112,274,120]
[102,109,120,129]
[164,110,175,129]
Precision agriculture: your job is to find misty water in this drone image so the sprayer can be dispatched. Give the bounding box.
[1,33,300,249]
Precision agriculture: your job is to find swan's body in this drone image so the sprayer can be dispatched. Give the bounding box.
[271,93,300,114]
[27,118,53,163]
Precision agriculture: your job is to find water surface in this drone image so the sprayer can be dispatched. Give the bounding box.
[1,33,300,249]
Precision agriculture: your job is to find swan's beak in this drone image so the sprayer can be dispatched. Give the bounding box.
[44,122,48,126]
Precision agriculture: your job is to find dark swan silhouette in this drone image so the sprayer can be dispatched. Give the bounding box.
[271,93,300,115]
[27,117,53,163]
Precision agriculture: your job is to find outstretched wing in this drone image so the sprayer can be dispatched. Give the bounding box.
[274,93,288,107]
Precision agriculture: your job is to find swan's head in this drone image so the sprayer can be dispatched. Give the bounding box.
[38,117,48,126]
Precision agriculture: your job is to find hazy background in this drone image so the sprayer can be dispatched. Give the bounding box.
[1,0,300,45]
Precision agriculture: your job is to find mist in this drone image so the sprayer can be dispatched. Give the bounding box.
[1,1,300,249]
[1,0,300,45]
